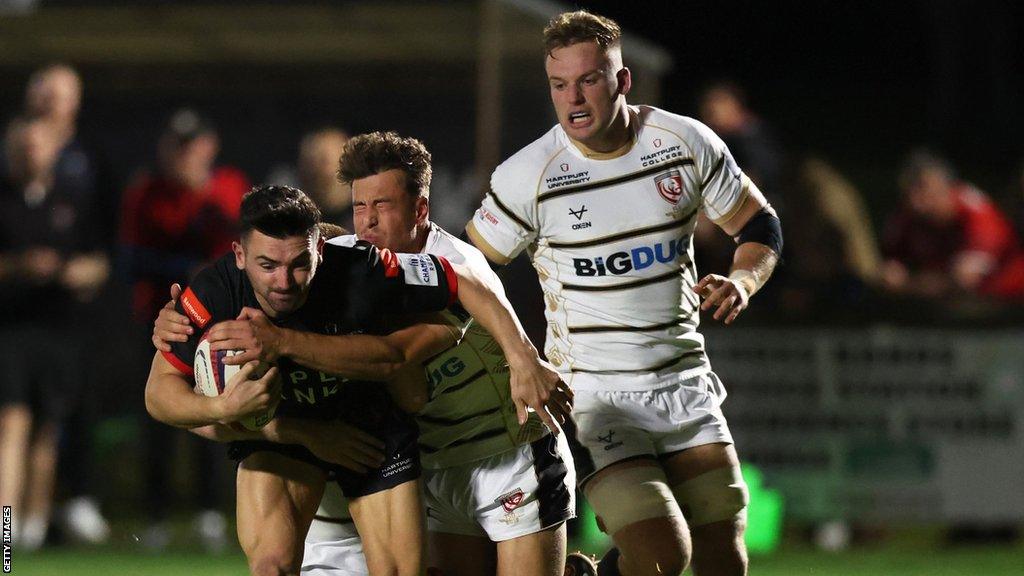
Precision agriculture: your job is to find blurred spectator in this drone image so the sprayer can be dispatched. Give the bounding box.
[779,158,882,315]
[22,63,115,545]
[881,150,1024,301]
[266,127,353,229]
[699,80,784,205]
[695,80,786,284]
[0,116,109,550]
[119,108,249,550]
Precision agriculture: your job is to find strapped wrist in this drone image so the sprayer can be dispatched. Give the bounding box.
[728,269,757,298]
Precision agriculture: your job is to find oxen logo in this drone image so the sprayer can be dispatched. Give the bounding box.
[655,169,684,204]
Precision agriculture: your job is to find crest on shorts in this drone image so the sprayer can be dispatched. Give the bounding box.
[496,488,525,525]
[654,169,684,205]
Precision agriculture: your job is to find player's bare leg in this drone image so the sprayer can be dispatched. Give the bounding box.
[496,522,566,576]
[237,451,326,576]
[662,443,747,576]
[349,478,425,576]
[584,459,690,576]
[0,405,31,538]
[428,531,495,576]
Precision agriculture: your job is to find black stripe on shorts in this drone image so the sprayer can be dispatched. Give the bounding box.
[530,435,573,527]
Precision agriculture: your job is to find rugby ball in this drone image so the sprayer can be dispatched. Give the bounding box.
[193,332,276,430]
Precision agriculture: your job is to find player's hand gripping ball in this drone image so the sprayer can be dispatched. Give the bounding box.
[193,330,276,430]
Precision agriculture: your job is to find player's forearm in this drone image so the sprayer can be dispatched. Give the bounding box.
[728,242,779,298]
[277,320,456,381]
[277,329,405,380]
[452,264,538,367]
[144,372,225,429]
[189,416,308,445]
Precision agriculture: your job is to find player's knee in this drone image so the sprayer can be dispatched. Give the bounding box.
[248,550,301,576]
[671,466,748,528]
[585,466,681,536]
[619,543,689,576]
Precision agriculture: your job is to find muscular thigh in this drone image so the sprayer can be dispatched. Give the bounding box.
[496,523,566,576]
[236,451,327,559]
[661,442,739,485]
[349,479,424,574]
[428,531,495,576]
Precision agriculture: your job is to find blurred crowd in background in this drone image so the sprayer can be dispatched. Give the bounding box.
[2,57,1023,552]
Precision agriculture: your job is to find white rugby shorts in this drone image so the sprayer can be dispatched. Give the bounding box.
[568,371,734,484]
[423,432,576,541]
[302,483,368,576]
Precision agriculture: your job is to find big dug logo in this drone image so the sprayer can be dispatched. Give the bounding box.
[572,237,688,277]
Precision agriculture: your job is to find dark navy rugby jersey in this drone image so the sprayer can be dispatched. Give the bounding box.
[162,240,457,422]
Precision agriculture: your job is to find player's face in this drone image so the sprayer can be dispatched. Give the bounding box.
[546,41,631,151]
[234,230,322,317]
[352,168,428,253]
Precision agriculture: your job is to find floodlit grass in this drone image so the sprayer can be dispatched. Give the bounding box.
[11,544,1023,576]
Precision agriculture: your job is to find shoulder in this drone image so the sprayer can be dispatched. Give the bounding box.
[211,166,250,187]
[640,105,723,150]
[322,239,376,269]
[180,253,242,328]
[426,223,490,270]
[491,125,567,195]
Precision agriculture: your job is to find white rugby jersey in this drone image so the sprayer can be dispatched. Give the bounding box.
[467,105,755,392]
[329,224,545,468]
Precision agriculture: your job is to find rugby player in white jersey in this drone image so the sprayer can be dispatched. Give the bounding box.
[463,11,782,576]
[154,133,577,576]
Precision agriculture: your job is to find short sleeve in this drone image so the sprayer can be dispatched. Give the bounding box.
[362,244,458,314]
[163,265,234,376]
[692,120,752,225]
[466,161,539,263]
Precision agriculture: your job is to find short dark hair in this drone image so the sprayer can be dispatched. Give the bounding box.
[240,185,322,239]
[337,131,432,199]
[543,10,622,56]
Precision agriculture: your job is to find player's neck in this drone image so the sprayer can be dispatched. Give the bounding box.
[411,222,431,252]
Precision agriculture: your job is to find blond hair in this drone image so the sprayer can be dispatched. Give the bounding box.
[543,10,622,55]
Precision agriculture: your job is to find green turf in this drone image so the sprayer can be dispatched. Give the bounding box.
[10,545,1024,576]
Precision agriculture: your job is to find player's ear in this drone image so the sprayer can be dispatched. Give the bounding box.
[414,196,429,225]
[232,240,245,270]
[616,67,632,97]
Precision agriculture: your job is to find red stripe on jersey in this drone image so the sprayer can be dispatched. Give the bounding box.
[181,287,212,328]
[379,248,401,278]
[437,256,458,307]
[161,349,194,376]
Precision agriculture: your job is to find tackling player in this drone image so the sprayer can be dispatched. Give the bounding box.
[145,185,568,576]
[463,11,782,576]
[155,133,579,576]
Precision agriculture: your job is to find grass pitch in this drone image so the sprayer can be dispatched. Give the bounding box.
[12,544,1023,575]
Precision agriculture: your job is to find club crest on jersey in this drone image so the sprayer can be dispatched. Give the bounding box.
[655,169,684,205]
[496,488,525,525]
[560,162,570,172]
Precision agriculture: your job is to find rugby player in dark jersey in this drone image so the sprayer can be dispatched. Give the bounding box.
[145,185,568,576]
